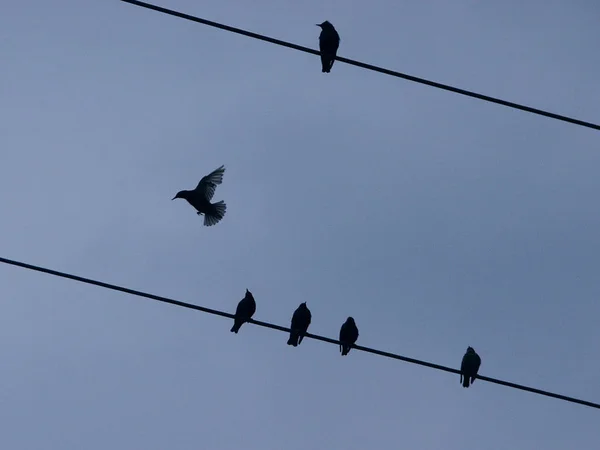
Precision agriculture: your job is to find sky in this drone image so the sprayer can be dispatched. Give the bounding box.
[1,0,599,448]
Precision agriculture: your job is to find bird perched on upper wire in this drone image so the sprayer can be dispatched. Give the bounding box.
[317,21,340,73]
[230,289,256,333]
[172,165,227,226]
[287,302,312,347]
[339,317,359,356]
[460,346,482,388]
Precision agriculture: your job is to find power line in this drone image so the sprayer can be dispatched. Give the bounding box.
[1,255,598,411]
[120,0,599,132]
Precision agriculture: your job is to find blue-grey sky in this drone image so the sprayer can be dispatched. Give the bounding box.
[1,1,599,448]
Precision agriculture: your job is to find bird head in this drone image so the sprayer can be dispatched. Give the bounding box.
[466,346,475,354]
[346,316,355,324]
[245,289,254,300]
[172,190,188,200]
[316,21,332,29]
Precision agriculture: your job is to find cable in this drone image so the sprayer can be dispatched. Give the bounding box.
[1,255,598,410]
[120,0,599,132]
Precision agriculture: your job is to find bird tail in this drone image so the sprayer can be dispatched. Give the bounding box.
[287,332,299,347]
[230,319,242,333]
[341,345,350,356]
[204,200,227,226]
[462,374,470,388]
[320,54,331,73]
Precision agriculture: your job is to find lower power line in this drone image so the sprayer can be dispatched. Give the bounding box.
[0,255,598,411]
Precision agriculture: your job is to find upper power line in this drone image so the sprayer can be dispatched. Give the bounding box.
[120,0,599,132]
[1,255,598,411]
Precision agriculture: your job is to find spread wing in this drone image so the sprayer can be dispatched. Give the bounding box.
[195,165,225,201]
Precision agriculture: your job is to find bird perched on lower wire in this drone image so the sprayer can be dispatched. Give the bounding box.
[287,302,312,347]
[317,20,340,73]
[460,346,482,388]
[172,165,227,226]
[339,317,359,356]
[230,289,256,333]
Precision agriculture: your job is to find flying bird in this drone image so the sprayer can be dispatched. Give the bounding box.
[230,289,256,333]
[339,317,359,356]
[317,21,340,73]
[172,165,227,226]
[460,346,482,388]
[287,302,312,347]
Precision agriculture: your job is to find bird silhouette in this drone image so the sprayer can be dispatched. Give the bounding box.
[231,289,256,333]
[317,21,340,73]
[460,346,482,388]
[287,302,312,347]
[172,165,227,226]
[339,317,359,355]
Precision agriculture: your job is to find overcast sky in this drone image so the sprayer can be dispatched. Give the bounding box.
[1,1,599,449]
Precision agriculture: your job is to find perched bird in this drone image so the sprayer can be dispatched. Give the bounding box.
[339,317,359,356]
[317,21,340,73]
[287,302,312,347]
[172,165,227,226]
[230,289,256,333]
[460,346,482,388]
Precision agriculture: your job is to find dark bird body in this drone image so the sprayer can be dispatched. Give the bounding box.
[460,346,482,388]
[172,165,227,226]
[339,317,359,355]
[287,302,312,347]
[231,289,256,333]
[317,21,340,73]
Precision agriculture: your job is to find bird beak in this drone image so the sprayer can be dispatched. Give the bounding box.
[171,196,176,200]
